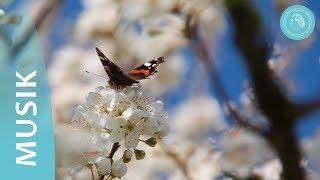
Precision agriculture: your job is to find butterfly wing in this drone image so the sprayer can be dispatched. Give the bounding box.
[129,57,165,80]
[96,47,138,87]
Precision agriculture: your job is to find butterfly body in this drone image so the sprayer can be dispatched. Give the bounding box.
[95,47,164,89]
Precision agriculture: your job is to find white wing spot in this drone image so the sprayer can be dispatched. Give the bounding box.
[144,63,151,66]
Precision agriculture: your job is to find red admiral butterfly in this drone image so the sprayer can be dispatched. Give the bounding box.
[95,47,165,89]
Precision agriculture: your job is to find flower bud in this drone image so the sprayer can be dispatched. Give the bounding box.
[158,123,170,137]
[123,149,133,159]
[123,157,131,163]
[123,149,133,163]
[134,149,146,160]
[96,158,111,175]
[111,159,127,178]
[145,137,157,147]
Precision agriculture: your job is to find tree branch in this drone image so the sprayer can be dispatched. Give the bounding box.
[184,12,266,135]
[294,97,320,118]
[108,142,120,159]
[225,0,305,179]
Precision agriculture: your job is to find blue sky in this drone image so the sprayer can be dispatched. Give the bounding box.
[42,0,320,138]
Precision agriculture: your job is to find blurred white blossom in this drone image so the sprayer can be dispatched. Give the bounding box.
[253,159,282,179]
[49,46,106,122]
[0,9,4,17]
[267,42,314,93]
[238,89,269,129]
[172,96,226,143]
[125,143,221,180]
[219,129,274,178]
[303,131,320,171]
[75,3,120,41]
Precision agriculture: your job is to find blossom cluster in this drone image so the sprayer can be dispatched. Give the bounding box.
[59,85,170,178]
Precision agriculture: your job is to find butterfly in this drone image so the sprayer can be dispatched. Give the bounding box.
[95,47,165,89]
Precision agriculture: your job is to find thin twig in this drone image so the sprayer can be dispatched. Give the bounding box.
[100,143,120,180]
[159,143,192,180]
[90,165,95,180]
[294,97,320,118]
[108,142,120,159]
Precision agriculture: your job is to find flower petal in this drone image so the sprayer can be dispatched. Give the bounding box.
[110,92,129,109]
[86,92,102,106]
[150,100,164,114]
[143,117,160,136]
[71,106,92,128]
[131,93,150,111]
[124,123,143,148]
[128,109,150,125]
[158,123,170,137]
[109,128,126,143]
[124,86,141,99]
[106,117,126,129]
[122,107,136,119]
[88,111,106,128]
[109,98,132,117]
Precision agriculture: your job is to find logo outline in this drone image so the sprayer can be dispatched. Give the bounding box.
[280,5,315,40]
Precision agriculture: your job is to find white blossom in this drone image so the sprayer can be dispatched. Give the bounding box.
[111,159,128,178]
[107,108,146,148]
[158,123,170,138]
[96,158,112,175]
[55,125,109,173]
[61,85,170,177]
[71,85,169,148]
[71,106,106,129]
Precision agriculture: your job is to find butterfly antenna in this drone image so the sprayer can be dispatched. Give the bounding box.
[85,70,107,79]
